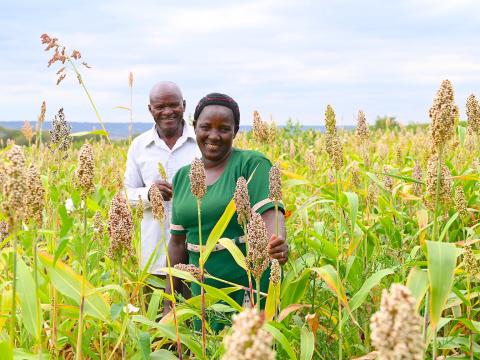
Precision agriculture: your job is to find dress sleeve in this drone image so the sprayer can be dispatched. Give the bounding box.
[170,170,187,236]
[245,154,285,215]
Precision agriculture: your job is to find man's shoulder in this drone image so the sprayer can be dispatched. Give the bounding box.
[130,128,154,147]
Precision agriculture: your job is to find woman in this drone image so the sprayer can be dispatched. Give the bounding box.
[165,93,288,327]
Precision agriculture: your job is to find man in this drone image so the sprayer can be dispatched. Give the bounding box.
[125,81,200,277]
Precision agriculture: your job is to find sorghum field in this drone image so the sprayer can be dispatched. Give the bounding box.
[0,35,479,360]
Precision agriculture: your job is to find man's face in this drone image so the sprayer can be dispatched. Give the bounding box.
[148,90,185,137]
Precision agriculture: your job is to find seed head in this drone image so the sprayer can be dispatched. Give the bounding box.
[49,108,72,153]
[246,212,270,279]
[425,153,452,209]
[0,220,8,245]
[158,162,167,181]
[454,186,468,218]
[267,121,277,143]
[383,166,393,191]
[356,110,369,144]
[289,140,296,159]
[325,105,337,136]
[190,158,207,200]
[367,183,378,207]
[270,259,281,285]
[2,145,27,222]
[463,245,478,276]
[25,164,45,226]
[74,143,95,196]
[305,150,316,173]
[174,263,202,281]
[149,184,165,221]
[234,177,251,225]
[351,161,361,188]
[92,211,105,243]
[370,284,423,360]
[135,195,144,221]
[412,161,423,197]
[252,111,269,143]
[21,120,34,143]
[328,135,344,170]
[128,72,134,88]
[107,193,134,260]
[269,163,282,201]
[466,94,480,135]
[429,79,458,150]
[222,308,275,360]
[38,101,46,124]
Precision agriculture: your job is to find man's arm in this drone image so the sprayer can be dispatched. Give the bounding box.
[163,233,188,314]
[261,208,288,265]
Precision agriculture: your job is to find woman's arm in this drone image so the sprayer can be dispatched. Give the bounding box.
[164,233,188,314]
[261,208,288,265]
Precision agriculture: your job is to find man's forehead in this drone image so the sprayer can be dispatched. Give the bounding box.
[149,82,183,101]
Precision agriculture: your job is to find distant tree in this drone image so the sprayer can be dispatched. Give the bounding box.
[372,116,400,130]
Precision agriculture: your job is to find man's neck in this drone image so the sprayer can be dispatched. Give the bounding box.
[156,121,185,149]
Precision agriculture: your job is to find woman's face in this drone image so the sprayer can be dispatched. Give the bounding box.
[194,105,237,164]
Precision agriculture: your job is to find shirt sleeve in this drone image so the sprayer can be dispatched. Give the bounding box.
[170,170,187,236]
[245,153,285,215]
[124,141,152,210]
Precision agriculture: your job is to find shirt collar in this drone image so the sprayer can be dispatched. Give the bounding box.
[144,121,196,148]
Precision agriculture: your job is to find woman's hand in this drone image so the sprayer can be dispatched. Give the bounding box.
[268,234,288,265]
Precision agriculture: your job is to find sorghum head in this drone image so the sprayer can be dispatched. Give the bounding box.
[74,143,95,196]
[234,177,251,225]
[463,245,478,276]
[412,161,423,197]
[2,145,27,222]
[325,105,337,135]
[454,186,468,218]
[356,110,369,144]
[370,284,423,360]
[135,195,144,221]
[268,163,282,201]
[246,212,270,279]
[190,158,207,200]
[425,153,452,209]
[222,308,275,360]
[49,108,72,153]
[174,263,202,281]
[107,192,134,259]
[466,94,480,135]
[25,164,45,226]
[149,184,165,221]
[270,259,281,285]
[429,79,458,150]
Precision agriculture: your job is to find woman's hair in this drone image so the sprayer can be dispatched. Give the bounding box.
[194,93,240,131]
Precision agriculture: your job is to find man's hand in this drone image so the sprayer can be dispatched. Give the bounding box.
[149,181,173,201]
[268,234,288,265]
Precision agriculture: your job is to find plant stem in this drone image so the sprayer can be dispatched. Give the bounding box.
[197,199,206,358]
[334,170,343,360]
[243,224,254,308]
[160,221,183,359]
[432,147,443,242]
[75,201,88,360]
[33,235,42,355]
[256,277,261,311]
[10,233,17,348]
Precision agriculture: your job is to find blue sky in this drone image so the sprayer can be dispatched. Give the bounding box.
[1,0,479,126]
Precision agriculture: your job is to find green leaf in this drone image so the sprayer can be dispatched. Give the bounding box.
[349,268,395,312]
[218,238,246,270]
[281,268,311,309]
[53,237,69,266]
[111,303,123,321]
[438,212,459,242]
[0,342,12,360]
[38,252,110,321]
[300,326,315,360]
[71,129,109,137]
[344,191,359,236]
[132,315,202,358]
[406,267,429,312]
[150,350,178,360]
[426,241,461,329]
[16,257,40,339]
[203,284,243,311]
[138,331,151,360]
[264,323,297,360]
[147,290,162,321]
[265,279,280,321]
[457,125,467,145]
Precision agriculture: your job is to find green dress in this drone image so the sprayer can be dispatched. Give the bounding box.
[171,148,283,326]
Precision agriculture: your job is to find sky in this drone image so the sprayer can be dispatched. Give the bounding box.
[1,0,479,126]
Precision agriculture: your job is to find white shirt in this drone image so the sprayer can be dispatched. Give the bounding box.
[124,123,200,274]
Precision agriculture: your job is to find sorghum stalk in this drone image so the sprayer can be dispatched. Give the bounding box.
[33,233,42,355]
[75,202,88,360]
[10,232,17,348]
[432,147,443,243]
[197,198,207,357]
[334,170,343,360]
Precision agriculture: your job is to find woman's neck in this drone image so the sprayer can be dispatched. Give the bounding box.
[203,148,234,170]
